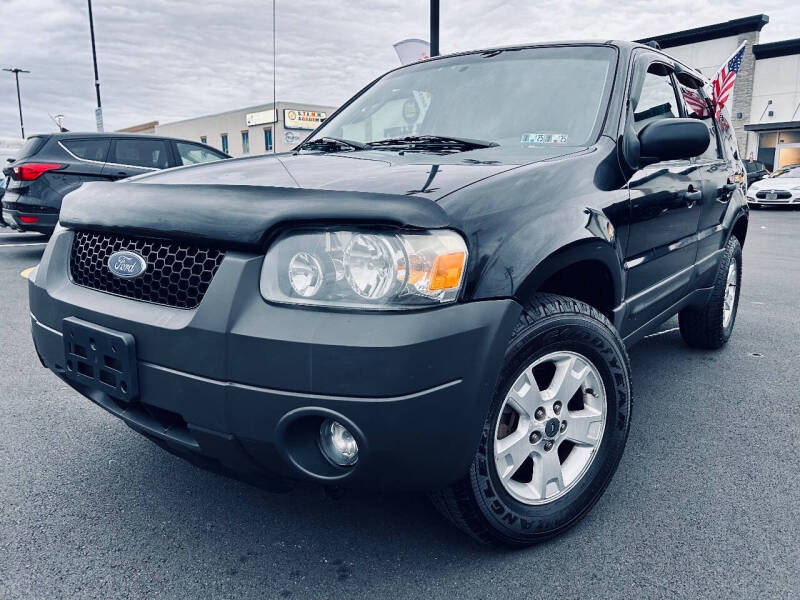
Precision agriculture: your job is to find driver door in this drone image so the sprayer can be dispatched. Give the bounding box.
[622,58,704,334]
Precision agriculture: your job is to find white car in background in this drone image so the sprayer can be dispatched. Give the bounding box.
[747,164,800,208]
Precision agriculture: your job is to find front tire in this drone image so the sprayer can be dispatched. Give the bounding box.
[431,294,632,546]
[678,236,742,349]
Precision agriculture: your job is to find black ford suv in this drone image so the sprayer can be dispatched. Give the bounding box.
[2,132,228,234]
[29,42,747,546]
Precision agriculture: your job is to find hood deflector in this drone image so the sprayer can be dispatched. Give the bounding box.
[59,182,450,250]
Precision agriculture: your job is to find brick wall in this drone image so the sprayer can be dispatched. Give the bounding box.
[731,30,761,154]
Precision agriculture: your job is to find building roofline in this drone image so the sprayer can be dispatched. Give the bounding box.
[753,38,800,60]
[635,14,769,49]
[744,121,800,132]
[159,101,336,128]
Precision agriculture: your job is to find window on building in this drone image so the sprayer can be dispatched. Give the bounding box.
[241,130,250,154]
[200,136,207,144]
[61,138,110,162]
[221,133,229,154]
[111,138,170,169]
[264,127,273,152]
[176,142,227,166]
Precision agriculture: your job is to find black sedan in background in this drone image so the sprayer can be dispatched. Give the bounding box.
[1,132,229,234]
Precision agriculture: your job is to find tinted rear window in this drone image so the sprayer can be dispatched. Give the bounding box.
[111,138,170,169]
[62,138,111,162]
[15,136,47,160]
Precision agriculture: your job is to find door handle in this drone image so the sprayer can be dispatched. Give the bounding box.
[683,188,702,205]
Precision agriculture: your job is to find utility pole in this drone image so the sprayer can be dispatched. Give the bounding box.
[87,0,103,131]
[3,67,29,139]
[430,0,439,57]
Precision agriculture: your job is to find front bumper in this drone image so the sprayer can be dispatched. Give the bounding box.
[29,228,521,491]
[746,192,799,206]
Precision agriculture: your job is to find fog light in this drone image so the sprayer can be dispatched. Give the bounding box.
[319,419,359,467]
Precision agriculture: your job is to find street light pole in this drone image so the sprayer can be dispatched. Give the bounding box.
[87,0,103,131]
[430,0,439,57]
[3,67,29,139]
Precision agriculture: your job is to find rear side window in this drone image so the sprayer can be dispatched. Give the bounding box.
[111,138,170,169]
[676,83,722,161]
[61,138,110,162]
[15,136,47,160]
[175,142,225,166]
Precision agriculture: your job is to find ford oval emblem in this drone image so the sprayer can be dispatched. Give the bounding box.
[107,250,147,279]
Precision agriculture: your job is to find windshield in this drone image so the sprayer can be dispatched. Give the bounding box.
[771,166,800,178]
[310,46,616,151]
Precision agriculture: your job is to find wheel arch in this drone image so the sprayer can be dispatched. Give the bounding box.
[514,240,623,321]
[730,211,748,248]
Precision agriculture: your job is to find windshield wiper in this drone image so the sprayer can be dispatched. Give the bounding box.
[297,137,369,153]
[365,135,498,153]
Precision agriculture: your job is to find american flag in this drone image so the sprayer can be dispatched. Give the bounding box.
[680,86,711,118]
[711,42,746,117]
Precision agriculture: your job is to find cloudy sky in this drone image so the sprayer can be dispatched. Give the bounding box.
[1,1,797,138]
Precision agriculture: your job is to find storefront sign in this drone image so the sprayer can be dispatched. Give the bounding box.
[284,109,327,130]
[246,109,277,126]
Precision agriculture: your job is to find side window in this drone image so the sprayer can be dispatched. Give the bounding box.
[112,138,170,169]
[176,142,225,166]
[676,82,722,161]
[61,138,110,162]
[631,65,681,134]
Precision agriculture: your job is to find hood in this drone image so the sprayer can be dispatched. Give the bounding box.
[749,177,800,192]
[59,146,584,250]
[133,146,580,201]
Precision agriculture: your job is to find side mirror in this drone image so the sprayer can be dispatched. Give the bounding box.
[638,118,710,166]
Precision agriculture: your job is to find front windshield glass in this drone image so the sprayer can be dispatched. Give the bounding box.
[771,166,800,178]
[311,45,616,150]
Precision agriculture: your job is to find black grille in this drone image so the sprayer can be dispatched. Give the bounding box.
[70,231,225,309]
[755,190,791,200]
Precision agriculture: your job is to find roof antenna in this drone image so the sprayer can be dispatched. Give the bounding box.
[644,40,661,50]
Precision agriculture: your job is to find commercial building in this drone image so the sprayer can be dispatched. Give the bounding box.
[637,14,800,170]
[153,101,336,158]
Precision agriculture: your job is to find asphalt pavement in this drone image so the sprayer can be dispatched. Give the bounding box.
[1,211,798,599]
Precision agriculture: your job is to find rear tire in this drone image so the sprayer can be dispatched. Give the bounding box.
[430,294,632,547]
[678,236,742,349]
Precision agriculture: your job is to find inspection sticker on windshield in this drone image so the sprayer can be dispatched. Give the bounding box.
[521,133,568,145]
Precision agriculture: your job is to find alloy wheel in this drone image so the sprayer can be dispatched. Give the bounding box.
[722,259,738,328]
[493,351,607,505]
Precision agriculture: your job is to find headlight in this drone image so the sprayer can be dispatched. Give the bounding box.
[260,228,468,310]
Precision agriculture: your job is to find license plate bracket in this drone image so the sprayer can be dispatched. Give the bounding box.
[766,192,778,200]
[62,317,139,402]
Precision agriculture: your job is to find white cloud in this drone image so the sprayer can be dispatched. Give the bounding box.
[0,0,796,137]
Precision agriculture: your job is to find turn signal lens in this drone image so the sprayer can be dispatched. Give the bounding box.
[13,163,63,181]
[429,252,466,291]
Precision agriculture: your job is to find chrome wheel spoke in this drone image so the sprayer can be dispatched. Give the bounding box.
[495,429,532,481]
[563,408,603,446]
[532,449,564,498]
[505,366,544,418]
[546,355,590,404]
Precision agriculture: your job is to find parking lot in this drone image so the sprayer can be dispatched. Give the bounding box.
[1,210,798,599]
